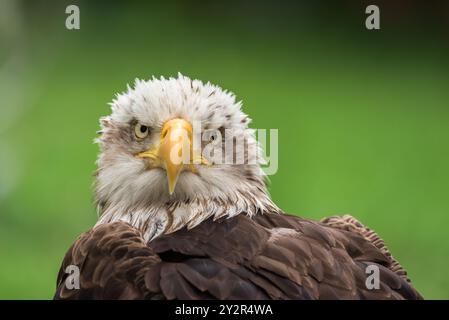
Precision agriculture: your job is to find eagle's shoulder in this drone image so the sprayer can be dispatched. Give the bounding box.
[320,214,409,280]
[252,212,422,299]
[54,221,160,299]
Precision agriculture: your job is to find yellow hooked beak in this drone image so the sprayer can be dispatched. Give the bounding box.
[136,118,209,195]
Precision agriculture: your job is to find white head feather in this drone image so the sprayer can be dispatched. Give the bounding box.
[94,74,279,241]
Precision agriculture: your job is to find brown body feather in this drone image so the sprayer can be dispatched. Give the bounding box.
[54,213,422,300]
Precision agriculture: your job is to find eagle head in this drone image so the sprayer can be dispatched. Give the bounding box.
[95,74,279,239]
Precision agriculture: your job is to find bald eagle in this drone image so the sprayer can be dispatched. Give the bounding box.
[54,74,422,300]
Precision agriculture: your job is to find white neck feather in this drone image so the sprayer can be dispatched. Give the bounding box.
[95,192,280,242]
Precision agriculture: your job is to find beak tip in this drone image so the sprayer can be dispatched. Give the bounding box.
[167,179,177,195]
[166,167,181,196]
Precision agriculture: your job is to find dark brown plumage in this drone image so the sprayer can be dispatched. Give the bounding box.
[54,212,422,300]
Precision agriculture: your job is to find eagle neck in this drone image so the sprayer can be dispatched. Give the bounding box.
[95,193,280,242]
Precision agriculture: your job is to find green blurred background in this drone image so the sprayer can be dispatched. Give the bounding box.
[0,0,448,299]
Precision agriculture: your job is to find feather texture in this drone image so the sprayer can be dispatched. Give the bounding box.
[54,213,422,300]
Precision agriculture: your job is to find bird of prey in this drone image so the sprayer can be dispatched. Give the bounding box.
[54,74,422,300]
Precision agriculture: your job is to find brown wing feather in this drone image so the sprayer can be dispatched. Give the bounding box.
[54,222,159,299]
[54,212,422,300]
[321,214,410,280]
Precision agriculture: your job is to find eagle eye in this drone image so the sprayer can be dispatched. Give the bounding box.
[134,123,149,139]
[205,129,221,144]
